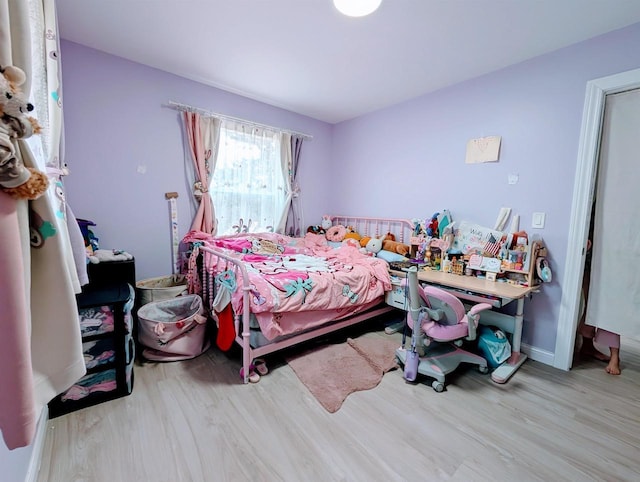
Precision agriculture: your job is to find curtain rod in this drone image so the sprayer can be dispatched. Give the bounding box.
[166,101,313,141]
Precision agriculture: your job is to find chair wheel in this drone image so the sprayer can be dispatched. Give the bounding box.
[478,365,489,374]
[432,381,445,392]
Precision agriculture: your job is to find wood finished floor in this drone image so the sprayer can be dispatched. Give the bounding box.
[37,323,640,482]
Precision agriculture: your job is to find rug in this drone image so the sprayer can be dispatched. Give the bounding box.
[285,333,399,413]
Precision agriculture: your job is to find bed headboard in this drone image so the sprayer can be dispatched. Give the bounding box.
[330,215,414,243]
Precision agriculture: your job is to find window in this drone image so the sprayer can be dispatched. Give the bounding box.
[210,121,285,235]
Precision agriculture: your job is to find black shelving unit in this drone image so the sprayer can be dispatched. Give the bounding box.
[48,265,136,418]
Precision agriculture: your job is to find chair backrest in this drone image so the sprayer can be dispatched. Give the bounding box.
[419,285,466,326]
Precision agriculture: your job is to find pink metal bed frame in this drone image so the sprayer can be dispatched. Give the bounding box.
[197,215,414,383]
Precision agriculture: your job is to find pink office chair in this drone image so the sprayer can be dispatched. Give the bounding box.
[396,267,492,392]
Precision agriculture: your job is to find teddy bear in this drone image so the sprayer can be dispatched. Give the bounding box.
[0,64,49,200]
[382,232,410,256]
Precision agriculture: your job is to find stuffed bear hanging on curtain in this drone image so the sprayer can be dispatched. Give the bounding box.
[0,64,49,200]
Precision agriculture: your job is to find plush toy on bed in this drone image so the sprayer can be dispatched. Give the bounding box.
[0,64,49,200]
[306,225,324,235]
[382,233,410,256]
[326,224,347,242]
[343,226,361,242]
[307,214,333,235]
[364,236,383,255]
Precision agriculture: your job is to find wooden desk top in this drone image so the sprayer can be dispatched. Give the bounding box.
[390,268,539,300]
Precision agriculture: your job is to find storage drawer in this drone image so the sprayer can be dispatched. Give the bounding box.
[59,368,117,403]
[78,284,135,336]
[49,282,136,418]
[79,305,115,336]
[385,280,407,309]
[83,338,116,370]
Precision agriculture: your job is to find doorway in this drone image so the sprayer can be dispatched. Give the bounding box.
[554,67,640,371]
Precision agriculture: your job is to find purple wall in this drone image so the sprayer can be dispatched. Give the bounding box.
[61,23,640,356]
[329,23,640,352]
[60,41,332,282]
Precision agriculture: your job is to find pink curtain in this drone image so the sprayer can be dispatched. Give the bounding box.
[183,112,215,234]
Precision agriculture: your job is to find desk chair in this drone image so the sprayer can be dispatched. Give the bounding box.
[396,267,492,392]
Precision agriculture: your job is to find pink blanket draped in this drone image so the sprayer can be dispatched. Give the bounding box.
[184,232,391,340]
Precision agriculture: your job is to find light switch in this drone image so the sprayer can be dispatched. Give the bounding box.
[532,212,545,229]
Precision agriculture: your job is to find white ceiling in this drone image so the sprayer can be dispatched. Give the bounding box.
[56,0,640,124]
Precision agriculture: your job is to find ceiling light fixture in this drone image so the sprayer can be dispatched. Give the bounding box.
[333,0,382,17]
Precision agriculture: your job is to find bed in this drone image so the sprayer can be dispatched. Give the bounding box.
[182,215,414,383]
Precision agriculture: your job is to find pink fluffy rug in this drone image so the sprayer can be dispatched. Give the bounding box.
[285,333,399,413]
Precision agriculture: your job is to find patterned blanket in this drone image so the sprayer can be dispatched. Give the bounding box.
[186,231,391,340]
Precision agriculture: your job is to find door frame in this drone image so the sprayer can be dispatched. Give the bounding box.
[554,67,640,371]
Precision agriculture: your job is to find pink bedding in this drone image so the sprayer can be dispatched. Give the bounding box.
[186,231,391,340]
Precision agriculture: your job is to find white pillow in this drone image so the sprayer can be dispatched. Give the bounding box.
[376,250,408,263]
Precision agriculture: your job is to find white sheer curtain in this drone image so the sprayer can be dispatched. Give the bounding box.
[210,121,285,234]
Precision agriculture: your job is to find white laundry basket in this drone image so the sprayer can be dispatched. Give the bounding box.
[137,294,210,361]
[135,274,187,306]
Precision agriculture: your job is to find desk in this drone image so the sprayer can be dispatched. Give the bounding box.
[389,268,538,384]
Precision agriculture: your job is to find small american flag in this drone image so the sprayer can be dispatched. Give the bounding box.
[483,234,502,257]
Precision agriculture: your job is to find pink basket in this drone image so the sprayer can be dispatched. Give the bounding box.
[137,294,210,361]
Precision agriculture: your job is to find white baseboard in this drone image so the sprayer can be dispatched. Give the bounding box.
[521,343,555,367]
[25,406,48,482]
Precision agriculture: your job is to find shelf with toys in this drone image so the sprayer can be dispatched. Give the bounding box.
[406,214,548,289]
[499,241,547,287]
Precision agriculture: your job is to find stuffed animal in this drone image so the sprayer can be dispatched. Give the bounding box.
[0,64,48,200]
[307,225,325,235]
[382,233,410,256]
[326,224,347,242]
[343,226,361,242]
[307,215,333,235]
[88,249,133,264]
[426,212,440,237]
[321,215,332,231]
[365,236,383,255]
[411,218,426,237]
[360,236,372,248]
